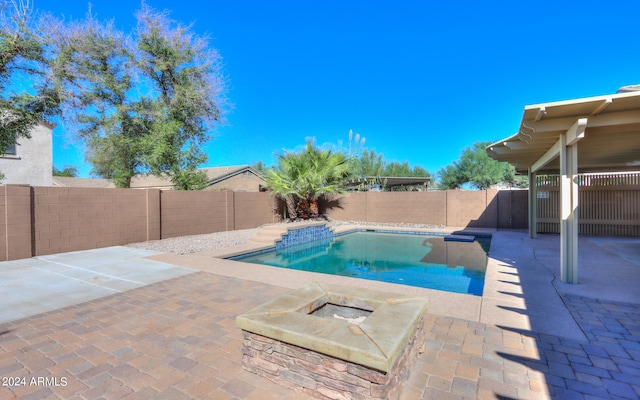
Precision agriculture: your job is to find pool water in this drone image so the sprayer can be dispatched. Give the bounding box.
[233,231,490,296]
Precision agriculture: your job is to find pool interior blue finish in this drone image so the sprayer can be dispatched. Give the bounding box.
[231,231,491,296]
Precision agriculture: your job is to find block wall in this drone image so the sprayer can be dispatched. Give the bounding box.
[8,184,601,261]
[322,190,518,228]
[496,190,529,229]
[234,192,279,229]
[32,187,149,256]
[0,186,283,260]
[1,185,33,260]
[320,193,367,222]
[365,192,447,225]
[445,190,494,228]
[160,190,230,238]
[0,185,5,260]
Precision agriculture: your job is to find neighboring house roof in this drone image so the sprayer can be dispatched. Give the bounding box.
[51,166,266,190]
[129,165,265,189]
[128,173,173,189]
[204,165,264,185]
[52,176,116,188]
[617,84,640,93]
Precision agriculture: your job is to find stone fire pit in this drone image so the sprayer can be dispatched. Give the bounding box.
[236,282,429,399]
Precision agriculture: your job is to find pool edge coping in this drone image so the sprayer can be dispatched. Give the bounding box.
[221,223,493,260]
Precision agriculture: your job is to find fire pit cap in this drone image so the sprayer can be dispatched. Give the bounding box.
[236,282,429,372]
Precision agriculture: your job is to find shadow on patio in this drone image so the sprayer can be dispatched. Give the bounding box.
[478,232,640,399]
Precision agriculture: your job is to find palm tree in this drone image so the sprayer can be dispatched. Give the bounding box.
[266,140,349,220]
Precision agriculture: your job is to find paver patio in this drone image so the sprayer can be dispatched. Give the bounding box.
[0,231,639,399]
[1,272,638,399]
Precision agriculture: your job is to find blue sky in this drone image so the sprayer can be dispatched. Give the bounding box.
[41,0,640,178]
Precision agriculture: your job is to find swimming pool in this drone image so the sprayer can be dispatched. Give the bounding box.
[230,231,490,296]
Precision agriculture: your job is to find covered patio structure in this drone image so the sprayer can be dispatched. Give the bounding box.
[487,88,640,283]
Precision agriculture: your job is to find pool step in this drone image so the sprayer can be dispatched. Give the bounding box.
[444,234,476,242]
[250,225,290,245]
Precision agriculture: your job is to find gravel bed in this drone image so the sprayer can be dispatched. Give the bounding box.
[127,219,442,255]
[127,228,259,255]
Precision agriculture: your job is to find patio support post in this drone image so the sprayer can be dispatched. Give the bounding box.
[528,169,537,239]
[559,118,586,283]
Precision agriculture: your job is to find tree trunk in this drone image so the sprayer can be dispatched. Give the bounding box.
[285,195,297,220]
[295,197,319,220]
[309,198,319,218]
[296,198,310,220]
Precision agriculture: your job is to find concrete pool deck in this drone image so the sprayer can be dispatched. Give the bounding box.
[0,247,195,325]
[0,228,638,399]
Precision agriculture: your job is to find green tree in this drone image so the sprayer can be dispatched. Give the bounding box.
[52,165,78,177]
[135,4,224,189]
[1,0,59,177]
[383,161,430,177]
[336,130,430,189]
[266,140,349,220]
[457,142,512,189]
[438,141,521,190]
[48,13,142,188]
[437,164,465,189]
[48,5,226,189]
[357,149,384,177]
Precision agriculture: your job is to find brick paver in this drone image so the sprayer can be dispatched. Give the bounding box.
[0,272,638,399]
[410,294,640,400]
[0,273,310,399]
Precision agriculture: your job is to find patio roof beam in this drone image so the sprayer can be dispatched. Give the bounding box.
[530,118,587,173]
[524,110,640,134]
[565,118,588,145]
[530,140,560,173]
[592,98,612,115]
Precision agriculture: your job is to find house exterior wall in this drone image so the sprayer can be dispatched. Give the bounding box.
[0,123,53,186]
